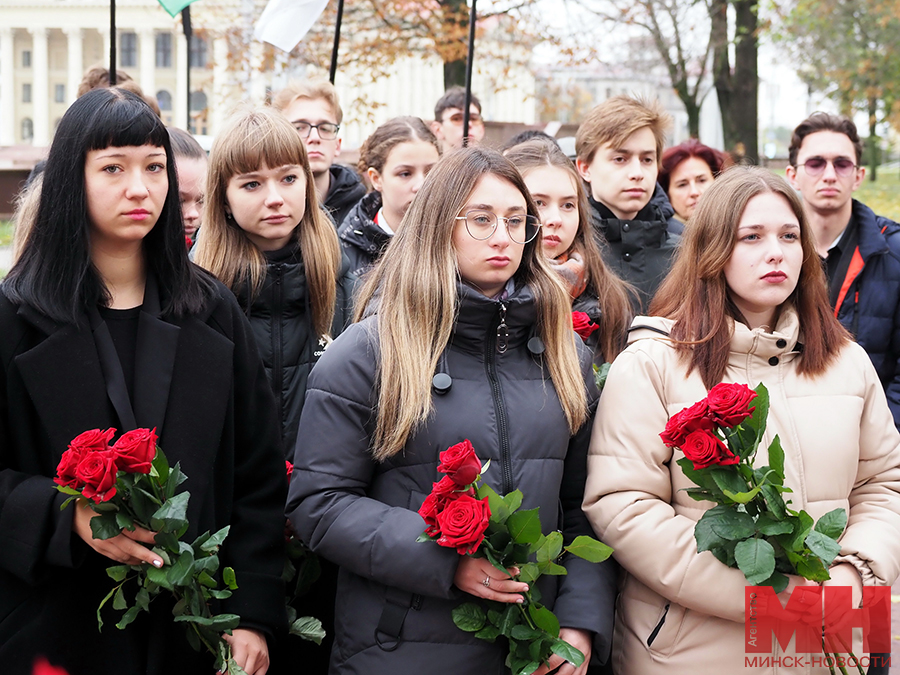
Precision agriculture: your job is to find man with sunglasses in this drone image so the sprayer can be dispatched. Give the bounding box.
[431,86,485,151]
[273,79,365,227]
[787,113,900,435]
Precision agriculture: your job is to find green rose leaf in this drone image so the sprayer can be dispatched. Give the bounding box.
[805,530,841,565]
[146,563,174,591]
[551,638,586,667]
[174,613,241,631]
[496,604,519,636]
[788,510,815,551]
[564,535,613,563]
[452,603,486,632]
[755,515,793,536]
[511,624,543,641]
[676,458,721,493]
[536,531,563,564]
[507,508,542,546]
[766,436,785,484]
[722,486,763,504]
[90,512,122,540]
[683,488,716,503]
[223,566,238,590]
[115,510,135,532]
[518,562,541,584]
[112,585,127,611]
[796,555,831,582]
[475,625,501,642]
[115,605,142,630]
[290,616,326,645]
[760,484,787,520]
[528,603,560,637]
[106,565,130,582]
[695,505,755,551]
[813,508,847,540]
[735,538,776,586]
[199,526,230,553]
[167,548,196,587]
[150,492,189,533]
[759,571,790,593]
[514,661,541,675]
[503,489,524,514]
[150,448,169,484]
[593,362,611,391]
[710,467,749,498]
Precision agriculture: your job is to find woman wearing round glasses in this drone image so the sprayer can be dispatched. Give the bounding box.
[286,147,615,674]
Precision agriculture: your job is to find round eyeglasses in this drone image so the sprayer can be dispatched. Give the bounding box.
[291,121,340,140]
[455,210,542,244]
[798,156,858,177]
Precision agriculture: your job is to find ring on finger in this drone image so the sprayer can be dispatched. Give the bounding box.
[482,576,491,588]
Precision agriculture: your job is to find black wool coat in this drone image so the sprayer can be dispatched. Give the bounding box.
[0,277,286,675]
[286,282,616,675]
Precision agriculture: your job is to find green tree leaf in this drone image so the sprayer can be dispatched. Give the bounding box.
[735,538,776,585]
[507,508,542,545]
[813,508,847,540]
[564,536,613,563]
[290,616,326,644]
[451,603,486,632]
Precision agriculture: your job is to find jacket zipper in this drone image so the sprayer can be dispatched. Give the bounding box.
[486,302,513,494]
[272,265,284,420]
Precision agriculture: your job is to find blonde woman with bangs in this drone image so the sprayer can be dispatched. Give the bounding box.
[195,106,351,457]
[286,147,616,675]
[583,166,900,674]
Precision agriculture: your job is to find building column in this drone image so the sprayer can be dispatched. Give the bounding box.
[31,27,50,146]
[139,28,155,103]
[210,34,228,134]
[0,27,15,145]
[65,27,83,105]
[249,40,266,105]
[99,29,111,70]
[175,30,188,130]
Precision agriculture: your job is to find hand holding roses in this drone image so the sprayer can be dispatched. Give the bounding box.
[453,555,527,604]
[72,500,162,567]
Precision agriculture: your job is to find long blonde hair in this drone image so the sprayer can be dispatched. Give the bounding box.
[355,147,588,460]
[504,139,634,360]
[195,107,340,337]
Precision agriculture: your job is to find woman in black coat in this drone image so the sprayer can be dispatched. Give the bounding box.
[0,88,286,675]
[286,147,616,675]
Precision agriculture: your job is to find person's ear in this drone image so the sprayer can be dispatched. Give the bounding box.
[430,120,445,140]
[785,165,799,189]
[334,137,342,158]
[367,167,383,193]
[852,165,866,191]
[575,158,591,183]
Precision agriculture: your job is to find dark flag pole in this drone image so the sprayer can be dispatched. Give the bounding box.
[183,7,192,131]
[329,0,345,84]
[462,0,477,146]
[109,0,117,85]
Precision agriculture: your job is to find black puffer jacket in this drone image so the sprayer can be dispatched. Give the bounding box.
[588,184,681,312]
[324,164,366,228]
[338,191,392,281]
[286,282,616,675]
[235,243,354,457]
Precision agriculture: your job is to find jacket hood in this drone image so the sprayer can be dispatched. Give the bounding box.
[338,191,390,254]
[326,164,367,211]
[451,281,537,354]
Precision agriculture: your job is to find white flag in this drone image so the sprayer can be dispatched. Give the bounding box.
[254,0,330,52]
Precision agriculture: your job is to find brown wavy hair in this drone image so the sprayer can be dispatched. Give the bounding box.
[650,166,849,388]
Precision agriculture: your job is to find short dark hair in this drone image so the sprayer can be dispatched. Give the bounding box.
[434,86,482,122]
[167,126,206,160]
[658,139,731,193]
[500,130,558,152]
[4,88,215,324]
[789,112,863,166]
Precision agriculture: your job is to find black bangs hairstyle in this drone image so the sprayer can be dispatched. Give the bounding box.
[4,87,216,323]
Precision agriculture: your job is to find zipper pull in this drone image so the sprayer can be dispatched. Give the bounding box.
[496,302,508,354]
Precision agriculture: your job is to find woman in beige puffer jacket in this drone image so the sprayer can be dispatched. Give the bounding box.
[583,167,900,675]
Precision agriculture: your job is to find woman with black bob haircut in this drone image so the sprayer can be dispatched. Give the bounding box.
[0,88,286,675]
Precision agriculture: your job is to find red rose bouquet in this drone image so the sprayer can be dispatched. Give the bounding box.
[55,428,245,675]
[571,311,599,341]
[418,440,613,675]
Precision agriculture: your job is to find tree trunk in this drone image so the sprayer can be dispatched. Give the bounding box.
[685,99,701,138]
[710,0,759,163]
[732,0,758,163]
[440,0,468,90]
[443,60,466,89]
[868,96,878,181]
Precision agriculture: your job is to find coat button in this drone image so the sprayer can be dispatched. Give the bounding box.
[776,339,787,348]
[623,252,632,262]
[622,223,630,232]
[768,356,779,366]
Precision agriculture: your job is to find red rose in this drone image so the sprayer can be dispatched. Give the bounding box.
[418,476,473,537]
[112,428,157,474]
[32,658,70,675]
[75,449,120,503]
[286,461,294,481]
[706,383,757,428]
[680,429,739,470]
[572,311,599,340]
[55,428,116,489]
[660,400,715,448]
[435,494,491,555]
[437,440,483,487]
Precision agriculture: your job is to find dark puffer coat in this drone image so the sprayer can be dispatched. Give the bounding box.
[235,243,354,457]
[324,164,367,229]
[834,200,900,428]
[588,184,680,312]
[286,282,616,675]
[338,190,392,281]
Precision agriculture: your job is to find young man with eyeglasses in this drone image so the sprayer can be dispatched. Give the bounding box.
[431,86,485,151]
[273,80,365,227]
[787,112,900,436]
